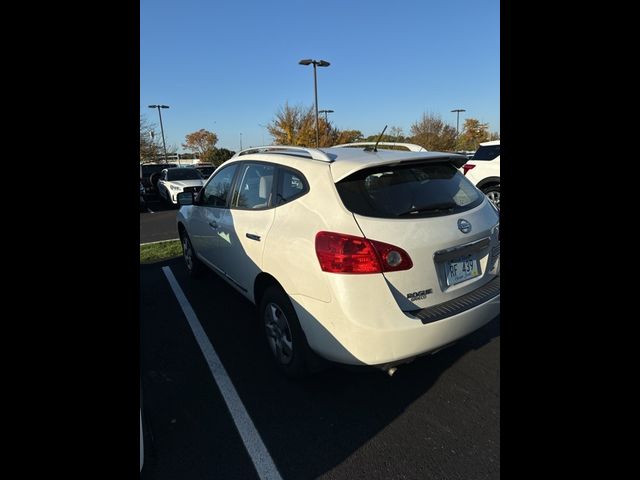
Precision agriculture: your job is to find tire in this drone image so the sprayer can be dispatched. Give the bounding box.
[482,184,500,210]
[259,285,312,379]
[149,172,160,191]
[180,231,205,277]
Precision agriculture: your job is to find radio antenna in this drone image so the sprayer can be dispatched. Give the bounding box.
[365,125,388,152]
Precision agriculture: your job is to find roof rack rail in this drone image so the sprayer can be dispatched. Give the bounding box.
[332,142,427,152]
[232,145,333,162]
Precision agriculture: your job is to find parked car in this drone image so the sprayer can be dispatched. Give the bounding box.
[462,140,500,209]
[157,167,205,205]
[140,162,178,194]
[139,181,147,212]
[333,141,427,152]
[176,145,500,378]
[194,163,216,179]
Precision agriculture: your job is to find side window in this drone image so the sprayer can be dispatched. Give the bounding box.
[231,163,276,209]
[277,168,307,205]
[201,164,239,207]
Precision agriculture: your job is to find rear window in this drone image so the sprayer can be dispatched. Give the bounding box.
[472,145,500,160]
[335,162,483,218]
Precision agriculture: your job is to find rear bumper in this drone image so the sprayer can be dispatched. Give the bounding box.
[291,275,500,366]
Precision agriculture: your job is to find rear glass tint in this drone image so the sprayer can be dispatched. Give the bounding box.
[472,145,500,160]
[335,162,483,218]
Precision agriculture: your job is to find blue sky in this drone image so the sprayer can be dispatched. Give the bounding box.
[140,0,499,152]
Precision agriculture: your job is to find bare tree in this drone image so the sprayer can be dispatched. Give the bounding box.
[140,115,161,162]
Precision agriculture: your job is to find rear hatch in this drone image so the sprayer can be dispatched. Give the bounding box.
[334,157,499,311]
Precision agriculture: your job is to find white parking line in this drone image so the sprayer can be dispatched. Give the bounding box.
[140,238,180,246]
[147,207,155,214]
[162,266,283,480]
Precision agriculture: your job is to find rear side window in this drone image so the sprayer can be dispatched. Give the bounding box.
[472,145,500,160]
[277,168,308,204]
[335,162,483,218]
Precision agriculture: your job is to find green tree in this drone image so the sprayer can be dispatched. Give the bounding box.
[182,129,219,162]
[409,113,457,151]
[455,119,491,151]
[210,148,236,166]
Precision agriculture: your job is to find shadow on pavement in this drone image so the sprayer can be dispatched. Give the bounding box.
[142,257,500,479]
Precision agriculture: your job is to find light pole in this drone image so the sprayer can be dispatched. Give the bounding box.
[451,108,466,137]
[299,59,330,147]
[319,109,334,124]
[258,124,269,145]
[240,133,243,150]
[148,105,170,163]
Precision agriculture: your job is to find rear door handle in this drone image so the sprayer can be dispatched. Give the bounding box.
[209,221,218,229]
[246,233,261,241]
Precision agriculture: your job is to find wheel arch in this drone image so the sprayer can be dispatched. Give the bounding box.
[253,272,282,306]
[476,176,500,190]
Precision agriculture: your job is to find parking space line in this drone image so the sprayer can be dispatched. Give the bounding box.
[147,207,155,214]
[140,238,180,246]
[162,266,283,480]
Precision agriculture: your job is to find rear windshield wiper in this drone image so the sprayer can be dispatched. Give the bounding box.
[396,202,457,216]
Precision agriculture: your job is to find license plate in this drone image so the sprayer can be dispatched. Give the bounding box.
[446,254,479,285]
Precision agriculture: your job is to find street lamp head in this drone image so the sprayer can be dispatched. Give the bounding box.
[159,105,170,109]
[148,105,158,108]
[317,60,330,67]
[451,108,466,113]
[326,109,334,113]
[299,59,313,65]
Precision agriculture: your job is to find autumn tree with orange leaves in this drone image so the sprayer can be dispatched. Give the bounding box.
[182,129,219,163]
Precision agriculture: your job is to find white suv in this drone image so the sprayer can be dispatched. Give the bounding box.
[157,167,205,205]
[462,140,500,209]
[176,145,500,377]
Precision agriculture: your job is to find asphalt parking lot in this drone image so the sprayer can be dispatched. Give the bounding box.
[140,257,500,480]
[140,194,179,244]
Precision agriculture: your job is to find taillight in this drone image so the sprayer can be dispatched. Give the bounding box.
[462,163,476,175]
[315,231,413,274]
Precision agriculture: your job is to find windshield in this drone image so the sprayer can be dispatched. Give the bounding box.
[141,164,177,175]
[472,145,500,161]
[166,168,203,181]
[335,162,483,218]
[196,167,215,177]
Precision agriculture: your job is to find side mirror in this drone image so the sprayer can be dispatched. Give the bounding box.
[177,192,194,206]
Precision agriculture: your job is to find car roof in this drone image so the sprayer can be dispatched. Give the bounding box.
[231,146,467,182]
[479,140,500,146]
